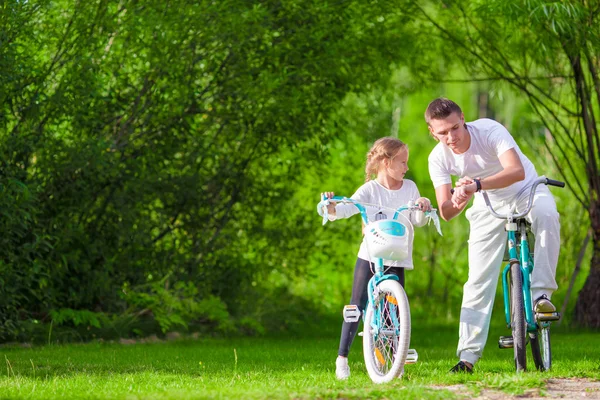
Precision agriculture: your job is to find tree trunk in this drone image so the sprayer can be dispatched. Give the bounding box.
[571,50,600,329]
[574,203,600,328]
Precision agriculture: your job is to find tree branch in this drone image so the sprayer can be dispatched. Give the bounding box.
[558,228,591,325]
[528,101,589,207]
[438,75,574,83]
[570,52,600,196]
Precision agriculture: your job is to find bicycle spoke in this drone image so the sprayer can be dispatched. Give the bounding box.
[371,293,401,374]
[363,280,410,383]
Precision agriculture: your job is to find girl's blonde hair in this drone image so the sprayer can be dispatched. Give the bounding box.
[365,137,407,182]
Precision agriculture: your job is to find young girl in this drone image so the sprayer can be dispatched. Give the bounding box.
[320,137,431,380]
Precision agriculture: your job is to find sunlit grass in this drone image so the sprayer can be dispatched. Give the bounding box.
[0,321,598,399]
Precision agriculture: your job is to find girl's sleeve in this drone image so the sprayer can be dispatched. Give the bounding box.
[332,184,369,220]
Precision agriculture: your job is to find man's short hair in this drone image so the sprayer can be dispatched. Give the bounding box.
[425,98,462,125]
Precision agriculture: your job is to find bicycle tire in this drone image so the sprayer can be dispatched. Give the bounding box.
[363,279,410,383]
[510,261,527,372]
[531,325,552,371]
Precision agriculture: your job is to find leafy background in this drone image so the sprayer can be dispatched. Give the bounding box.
[0,0,593,342]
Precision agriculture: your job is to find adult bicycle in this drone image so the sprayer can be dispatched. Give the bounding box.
[482,176,564,371]
[317,196,442,383]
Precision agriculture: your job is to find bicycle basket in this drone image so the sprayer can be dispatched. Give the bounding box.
[364,220,409,261]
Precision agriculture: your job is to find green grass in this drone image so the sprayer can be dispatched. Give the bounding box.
[0,321,599,399]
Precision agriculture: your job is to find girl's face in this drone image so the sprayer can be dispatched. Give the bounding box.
[383,147,409,181]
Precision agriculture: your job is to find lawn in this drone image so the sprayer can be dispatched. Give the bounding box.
[0,321,598,399]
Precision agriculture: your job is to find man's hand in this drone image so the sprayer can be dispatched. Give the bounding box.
[456,176,479,192]
[451,184,475,208]
[435,183,468,221]
[456,176,474,188]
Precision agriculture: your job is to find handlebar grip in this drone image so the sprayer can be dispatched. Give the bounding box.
[546,178,565,188]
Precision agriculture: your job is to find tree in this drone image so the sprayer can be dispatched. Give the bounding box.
[0,0,424,338]
[413,0,600,326]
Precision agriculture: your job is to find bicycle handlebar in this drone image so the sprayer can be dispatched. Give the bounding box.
[318,195,430,225]
[467,176,564,220]
[317,195,444,236]
[545,178,565,188]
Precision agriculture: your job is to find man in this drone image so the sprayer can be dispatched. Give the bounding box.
[425,98,560,373]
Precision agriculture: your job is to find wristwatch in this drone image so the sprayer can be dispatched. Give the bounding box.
[474,178,482,192]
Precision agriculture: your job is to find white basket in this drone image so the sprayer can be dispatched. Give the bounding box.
[364,219,409,261]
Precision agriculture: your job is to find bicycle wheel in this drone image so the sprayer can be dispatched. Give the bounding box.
[510,262,527,371]
[362,279,410,383]
[531,325,552,371]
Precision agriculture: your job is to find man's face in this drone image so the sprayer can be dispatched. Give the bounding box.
[428,112,469,154]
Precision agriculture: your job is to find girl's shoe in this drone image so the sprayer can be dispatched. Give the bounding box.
[335,357,350,380]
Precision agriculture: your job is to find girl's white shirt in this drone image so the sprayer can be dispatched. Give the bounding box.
[330,179,425,269]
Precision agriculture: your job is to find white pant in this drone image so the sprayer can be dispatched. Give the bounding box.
[457,186,560,365]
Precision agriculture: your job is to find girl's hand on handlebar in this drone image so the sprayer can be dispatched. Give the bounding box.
[416,197,432,212]
[320,192,337,216]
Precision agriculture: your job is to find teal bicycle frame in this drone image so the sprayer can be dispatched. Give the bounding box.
[474,176,564,372]
[319,194,442,379]
[501,224,538,332]
[483,176,564,333]
[320,196,414,332]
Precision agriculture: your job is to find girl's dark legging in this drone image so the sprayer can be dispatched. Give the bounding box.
[337,258,405,357]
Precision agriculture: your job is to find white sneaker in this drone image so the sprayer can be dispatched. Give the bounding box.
[335,357,350,380]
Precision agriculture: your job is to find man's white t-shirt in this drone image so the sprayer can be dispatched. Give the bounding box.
[331,179,424,269]
[428,118,538,204]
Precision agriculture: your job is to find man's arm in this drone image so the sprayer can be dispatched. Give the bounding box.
[435,183,471,221]
[457,148,525,191]
[452,148,526,208]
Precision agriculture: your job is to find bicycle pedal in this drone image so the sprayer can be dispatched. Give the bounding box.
[498,335,514,349]
[536,312,560,322]
[405,349,418,364]
[343,305,361,323]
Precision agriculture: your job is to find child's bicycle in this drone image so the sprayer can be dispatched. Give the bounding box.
[317,196,442,383]
[480,176,564,371]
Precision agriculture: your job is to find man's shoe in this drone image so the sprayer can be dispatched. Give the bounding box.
[534,294,556,313]
[449,360,473,374]
[534,295,560,321]
[335,356,350,380]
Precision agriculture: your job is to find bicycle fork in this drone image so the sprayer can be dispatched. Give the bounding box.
[501,222,536,327]
[499,221,536,349]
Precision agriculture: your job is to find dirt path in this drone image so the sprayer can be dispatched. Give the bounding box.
[437,378,600,399]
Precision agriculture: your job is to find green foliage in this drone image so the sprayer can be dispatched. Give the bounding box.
[123,280,234,334]
[0,0,430,340]
[49,308,107,329]
[0,178,54,341]
[0,0,594,340]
